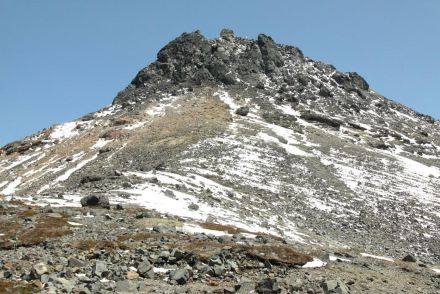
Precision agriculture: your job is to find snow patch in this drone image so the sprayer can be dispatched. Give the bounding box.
[50,122,79,140]
[257,132,311,157]
[153,267,172,273]
[91,139,112,149]
[67,221,84,226]
[1,153,43,172]
[37,154,98,193]
[302,258,327,268]
[360,253,394,262]
[393,153,440,178]
[1,177,22,195]
[215,90,240,113]
[181,224,231,237]
[123,122,146,130]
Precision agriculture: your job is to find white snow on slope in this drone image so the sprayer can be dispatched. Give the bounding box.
[50,122,78,140]
[391,152,440,178]
[257,132,311,157]
[302,258,327,268]
[1,177,22,195]
[181,224,232,237]
[95,105,119,118]
[91,139,112,149]
[0,153,43,173]
[360,253,394,262]
[54,154,99,183]
[123,122,146,130]
[114,183,225,220]
[145,94,178,117]
[37,153,98,193]
[215,90,240,113]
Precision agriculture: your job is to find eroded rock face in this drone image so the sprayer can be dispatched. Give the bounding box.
[112,29,307,106]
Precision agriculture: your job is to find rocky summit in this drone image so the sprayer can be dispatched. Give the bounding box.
[1,29,440,293]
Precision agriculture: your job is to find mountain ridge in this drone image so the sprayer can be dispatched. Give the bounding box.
[1,29,440,267]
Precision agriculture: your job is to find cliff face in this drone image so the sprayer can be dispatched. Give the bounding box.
[1,29,440,265]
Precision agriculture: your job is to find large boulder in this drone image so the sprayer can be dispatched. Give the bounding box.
[80,195,110,209]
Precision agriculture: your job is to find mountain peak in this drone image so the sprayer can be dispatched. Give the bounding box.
[1,30,440,276]
[113,29,309,106]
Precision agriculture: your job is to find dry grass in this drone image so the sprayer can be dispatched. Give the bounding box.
[136,217,182,228]
[72,239,128,251]
[0,279,40,294]
[18,215,71,246]
[117,231,181,242]
[0,221,23,249]
[199,223,249,234]
[179,241,312,266]
[16,208,37,218]
[244,244,312,265]
[0,212,71,249]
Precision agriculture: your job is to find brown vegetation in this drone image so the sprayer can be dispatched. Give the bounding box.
[0,279,40,294]
[117,231,180,242]
[0,212,71,249]
[72,239,127,251]
[179,240,311,266]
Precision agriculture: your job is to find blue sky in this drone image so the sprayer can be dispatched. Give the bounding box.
[1,0,439,146]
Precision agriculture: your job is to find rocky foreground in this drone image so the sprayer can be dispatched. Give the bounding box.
[1,197,439,294]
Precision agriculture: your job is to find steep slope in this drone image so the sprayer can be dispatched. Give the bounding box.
[1,29,440,264]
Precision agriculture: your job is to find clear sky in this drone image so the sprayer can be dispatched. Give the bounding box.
[1,0,439,146]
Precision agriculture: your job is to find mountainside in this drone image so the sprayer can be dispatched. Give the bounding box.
[1,29,440,293]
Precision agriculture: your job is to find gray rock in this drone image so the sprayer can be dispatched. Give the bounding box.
[80,194,110,209]
[255,278,282,293]
[137,261,154,279]
[93,260,108,277]
[212,265,226,277]
[218,235,232,243]
[115,280,139,294]
[68,257,85,268]
[220,28,235,41]
[169,269,190,285]
[319,86,332,97]
[40,274,50,283]
[188,203,199,211]
[402,254,417,262]
[53,277,76,292]
[257,34,284,73]
[236,281,256,294]
[80,175,103,184]
[171,248,185,260]
[153,225,176,233]
[226,260,239,272]
[31,262,48,279]
[236,106,250,116]
[321,279,349,294]
[1,270,13,279]
[209,256,223,266]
